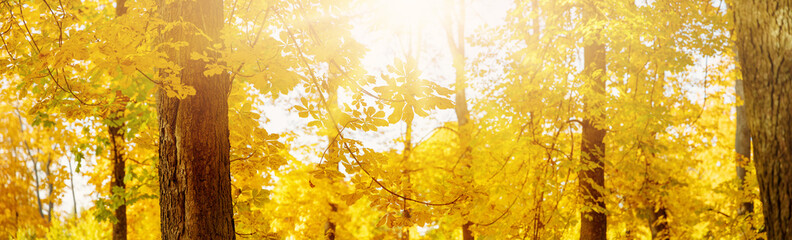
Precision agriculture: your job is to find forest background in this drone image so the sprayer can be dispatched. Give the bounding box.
[0,0,777,239]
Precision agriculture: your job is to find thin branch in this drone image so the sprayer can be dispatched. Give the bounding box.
[342,141,463,206]
[230,151,256,163]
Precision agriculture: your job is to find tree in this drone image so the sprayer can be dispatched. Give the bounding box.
[110,1,129,239]
[732,0,792,238]
[0,0,769,239]
[735,79,754,218]
[443,0,474,238]
[156,0,235,238]
[579,1,607,239]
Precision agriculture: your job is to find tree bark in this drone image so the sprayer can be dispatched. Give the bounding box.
[157,0,235,238]
[733,1,792,239]
[579,1,607,239]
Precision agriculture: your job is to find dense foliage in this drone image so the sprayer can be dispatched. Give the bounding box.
[0,0,766,239]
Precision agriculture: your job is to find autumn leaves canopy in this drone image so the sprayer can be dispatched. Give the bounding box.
[0,0,787,239]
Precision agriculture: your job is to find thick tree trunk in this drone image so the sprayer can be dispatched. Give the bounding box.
[733,1,792,239]
[157,0,235,238]
[579,1,607,240]
[735,79,754,217]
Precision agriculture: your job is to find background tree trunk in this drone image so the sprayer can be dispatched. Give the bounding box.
[734,79,754,217]
[733,0,792,239]
[444,0,473,238]
[109,123,127,240]
[110,1,128,239]
[324,64,339,240]
[579,1,607,239]
[649,203,668,240]
[157,0,235,238]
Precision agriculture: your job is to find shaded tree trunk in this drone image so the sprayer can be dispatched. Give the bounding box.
[157,0,235,238]
[733,1,792,239]
[579,1,607,239]
[324,203,337,240]
[649,203,668,240]
[109,123,127,240]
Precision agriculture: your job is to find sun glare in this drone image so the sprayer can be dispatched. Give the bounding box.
[376,0,443,31]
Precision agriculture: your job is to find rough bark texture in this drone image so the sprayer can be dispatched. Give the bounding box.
[109,124,127,240]
[111,1,128,239]
[157,0,235,238]
[733,1,792,239]
[579,1,607,240]
[735,79,754,216]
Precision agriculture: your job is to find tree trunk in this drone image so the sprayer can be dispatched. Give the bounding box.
[462,221,473,240]
[735,78,754,214]
[401,119,413,240]
[109,124,127,240]
[14,110,46,220]
[324,65,339,240]
[735,79,754,217]
[649,203,668,240]
[67,153,78,220]
[579,1,607,240]
[325,203,337,240]
[733,1,792,239]
[111,1,128,238]
[44,155,53,222]
[157,0,235,238]
[444,0,473,238]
